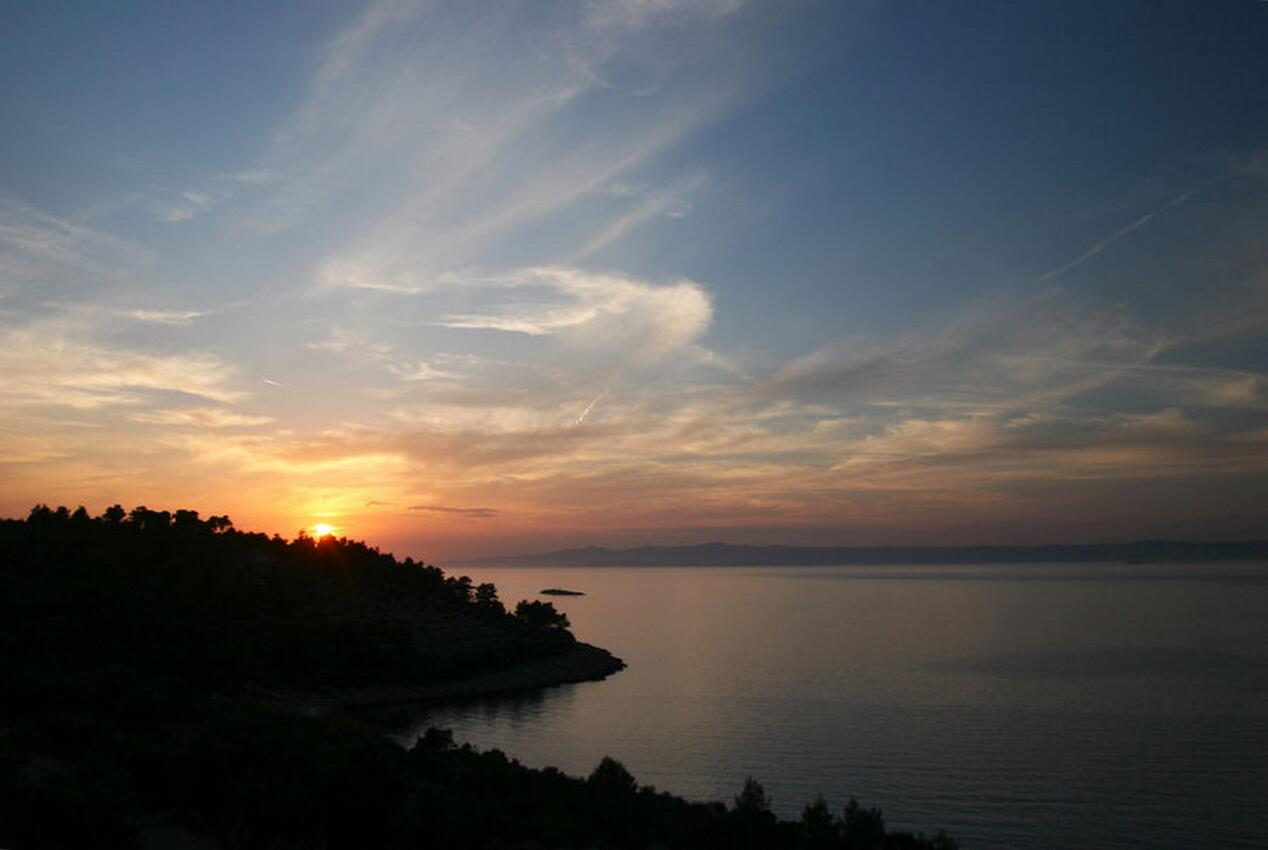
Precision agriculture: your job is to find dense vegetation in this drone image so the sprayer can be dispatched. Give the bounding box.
[3,504,573,696]
[0,506,956,849]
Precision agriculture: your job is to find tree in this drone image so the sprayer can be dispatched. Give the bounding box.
[129,507,170,532]
[102,505,126,524]
[514,600,570,630]
[206,515,233,533]
[415,727,454,752]
[450,575,473,603]
[801,795,838,848]
[474,582,503,614]
[173,509,201,532]
[588,757,638,795]
[843,798,885,849]
[734,777,772,817]
[732,777,776,849]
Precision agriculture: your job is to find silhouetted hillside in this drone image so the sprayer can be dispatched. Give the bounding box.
[1,505,611,695]
[0,505,956,849]
[477,540,1268,567]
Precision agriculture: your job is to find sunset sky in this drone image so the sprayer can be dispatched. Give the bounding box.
[3,1,1267,560]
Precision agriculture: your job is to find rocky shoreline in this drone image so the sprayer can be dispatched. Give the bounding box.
[267,641,626,713]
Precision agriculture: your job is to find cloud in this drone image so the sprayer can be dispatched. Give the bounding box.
[408,503,500,519]
[36,302,209,326]
[433,266,712,352]
[573,172,705,259]
[387,360,458,382]
[585,0,742,32]
[122,309,208,324]
[310,264,716,395]
[0,199,147,299]
[130,408,273,429]
[0,313,243,409]
[242,0,753,279]
[139,169,279,224]
[213,169,279,186]
[150,190,217,223]
[759,291,1164,411]
[316,0,428,87]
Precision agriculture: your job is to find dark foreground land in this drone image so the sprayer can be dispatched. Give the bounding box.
[0,506,955,849]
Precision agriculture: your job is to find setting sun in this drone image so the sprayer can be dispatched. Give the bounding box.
[312,523,336,538]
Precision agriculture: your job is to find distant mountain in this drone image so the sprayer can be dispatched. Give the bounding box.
[472,540,1268,567]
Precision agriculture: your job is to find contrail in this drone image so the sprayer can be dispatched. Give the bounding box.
[575,390,606,426]
[1034,191,1191,284]
[263,378,283,387]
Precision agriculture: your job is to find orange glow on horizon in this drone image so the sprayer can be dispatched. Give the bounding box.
[313,523,336,538]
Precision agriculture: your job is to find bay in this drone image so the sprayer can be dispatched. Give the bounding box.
[385,562,1268,849]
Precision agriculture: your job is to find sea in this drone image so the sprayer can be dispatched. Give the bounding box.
[383,562,1268,849]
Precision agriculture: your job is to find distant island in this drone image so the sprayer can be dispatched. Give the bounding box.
[1,505,957,849]
[476,540,1268,567]
[541,587,586,596]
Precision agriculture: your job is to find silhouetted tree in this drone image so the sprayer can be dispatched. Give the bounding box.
[102,504,126,524]
[173,509,201,532]
[734,777,772,817]
[128,506,170,531]
[514,600,570,630]
[588,756,638,795]
[730,776,776,849]
[843,798,885,849]
[451,574,473,603]
[415,727,455,752]
[475,582,504,614]
[801,795,838,848]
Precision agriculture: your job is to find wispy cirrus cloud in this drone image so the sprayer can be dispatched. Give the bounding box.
[758,291,1165,414]
[44,302,209,325]
[0,199,149,299]
[122,308,208,325]
[573,172,705,259]
[130,408,273,429]
[584,0,742,32]
[408,503,500,519]
[431,267,712,351]
[0,308,243,410]
[149,190,218,223]
[242,0,752,276]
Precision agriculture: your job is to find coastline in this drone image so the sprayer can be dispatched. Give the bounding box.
[266,641,626,713]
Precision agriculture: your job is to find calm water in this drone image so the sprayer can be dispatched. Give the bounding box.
[386,562,1268,848]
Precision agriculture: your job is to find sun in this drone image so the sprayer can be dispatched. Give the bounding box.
[312,523,336,538]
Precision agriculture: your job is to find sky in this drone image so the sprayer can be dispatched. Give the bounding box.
[2,0,1267,561]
